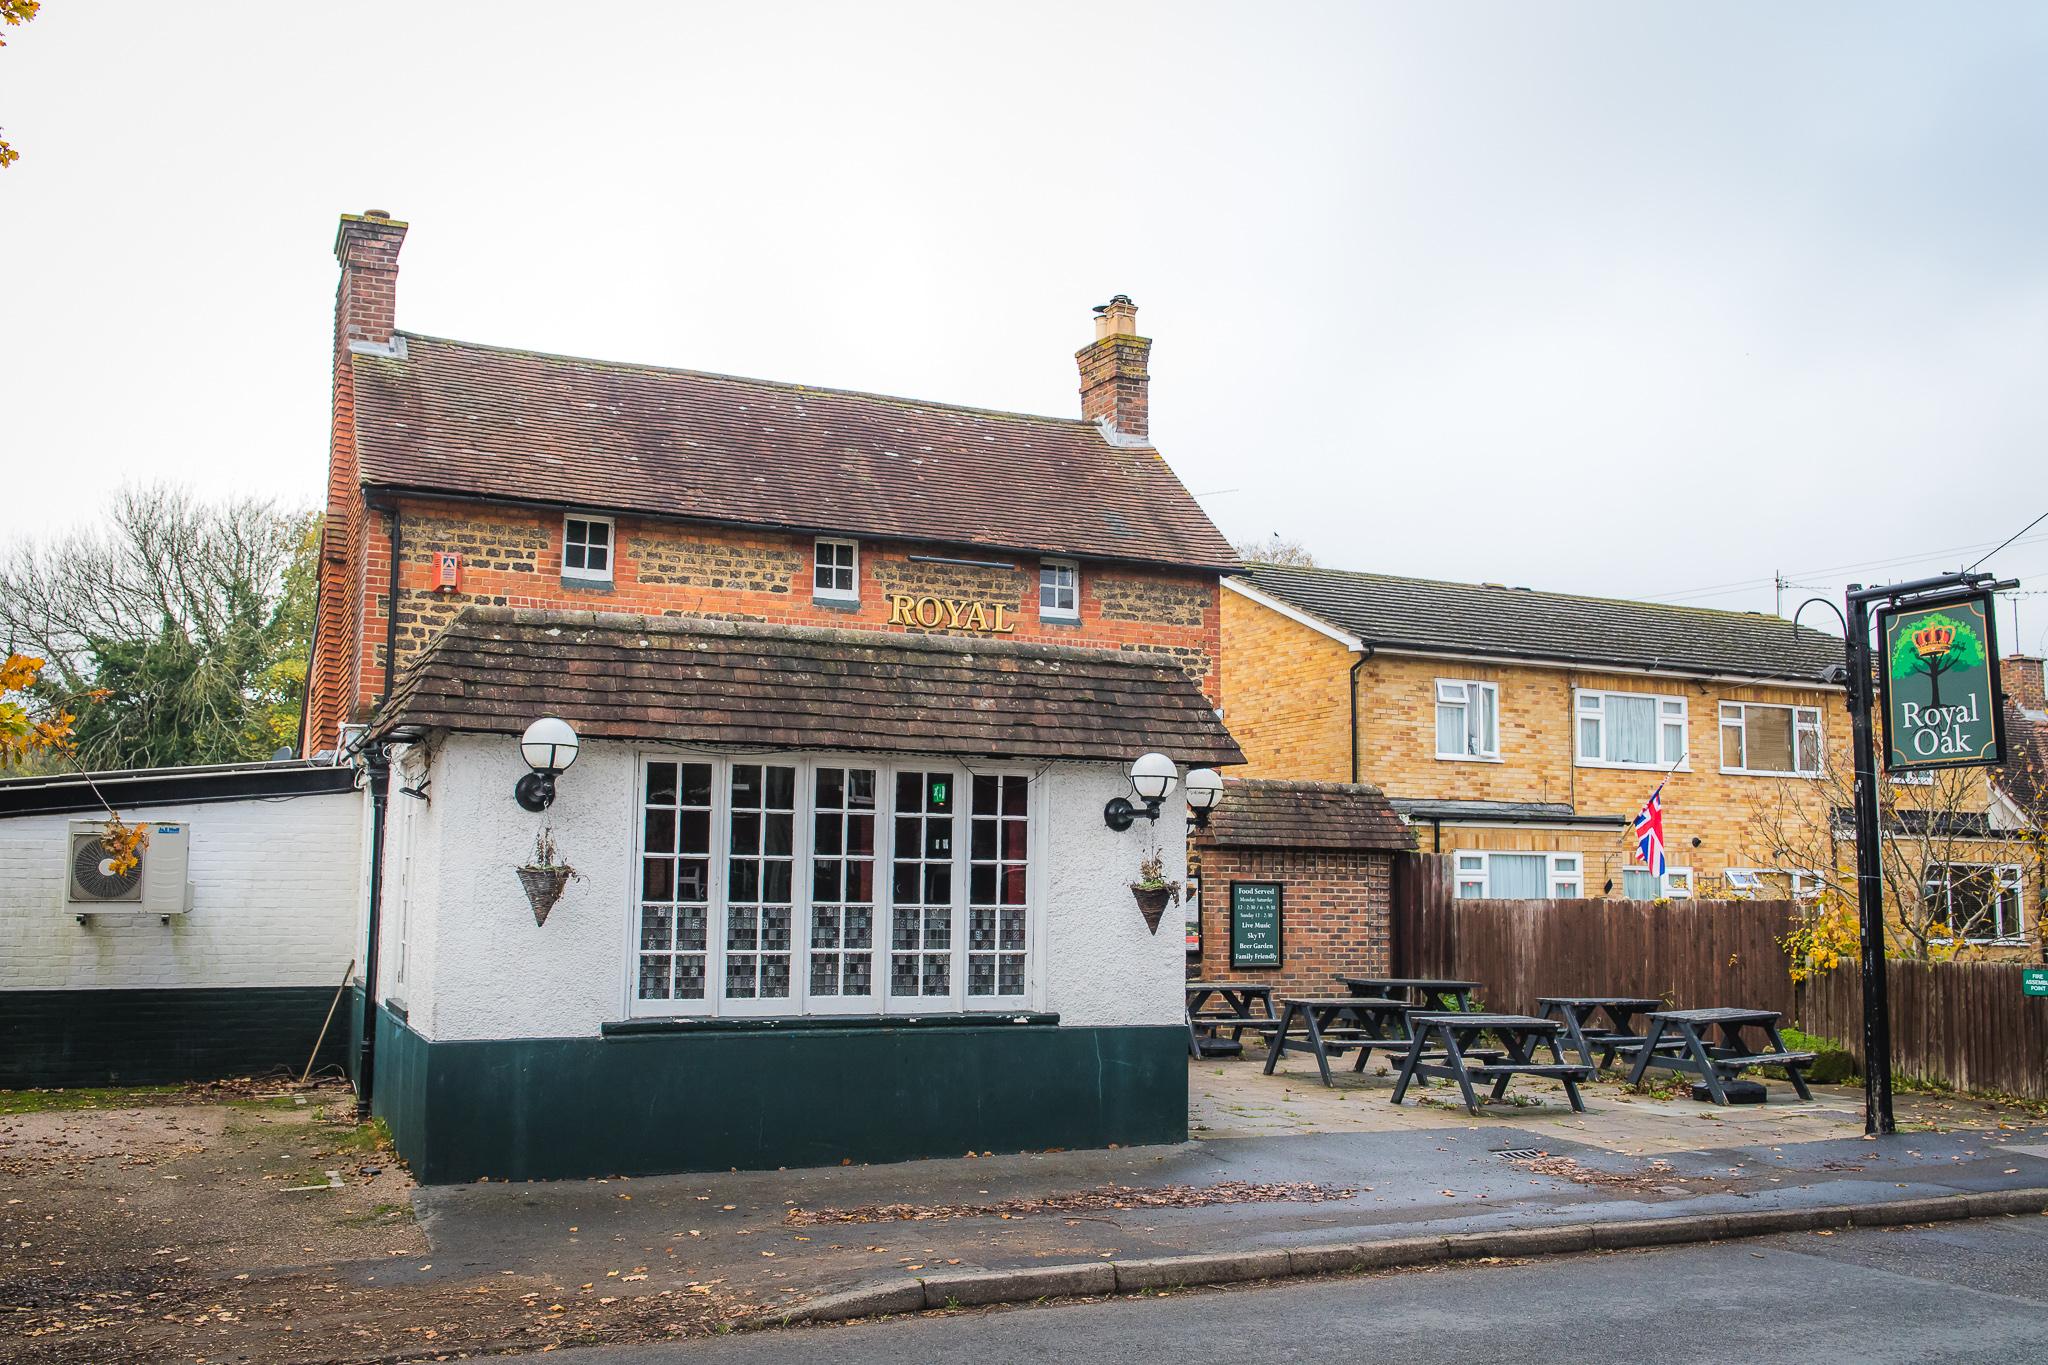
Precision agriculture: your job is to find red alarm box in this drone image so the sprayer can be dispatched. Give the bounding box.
[434,551,461,593]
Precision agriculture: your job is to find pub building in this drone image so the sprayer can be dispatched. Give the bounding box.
[313,213,1243,1180]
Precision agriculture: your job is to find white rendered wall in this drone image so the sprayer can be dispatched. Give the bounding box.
[401,736,1188,1042]
[0,789,364,992]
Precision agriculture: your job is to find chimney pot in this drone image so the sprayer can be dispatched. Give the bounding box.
[333,210,409,350]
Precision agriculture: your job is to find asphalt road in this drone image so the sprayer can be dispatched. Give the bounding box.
[566,1218,2048,1364]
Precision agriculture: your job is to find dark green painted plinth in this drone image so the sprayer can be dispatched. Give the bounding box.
[370,1008,1188,1183]
[0,986,352,1088]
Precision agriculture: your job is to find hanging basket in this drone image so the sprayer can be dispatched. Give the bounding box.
[1130,884,1176,935]
[517,866,573,926]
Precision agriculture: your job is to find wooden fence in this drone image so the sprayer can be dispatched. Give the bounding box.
[1392,853,1801,1018]
[1801,960,2048,1100]
[1391,852,2048,1099]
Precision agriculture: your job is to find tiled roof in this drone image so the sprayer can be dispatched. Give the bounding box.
[1242,565,1846,684]
[1198,779,1415,852]
[349,333,1238,571]
[376,608,1243,767]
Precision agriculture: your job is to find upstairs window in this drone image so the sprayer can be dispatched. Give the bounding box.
[1576,690,1687,770]
[814,538,859,602]
[563,515,614,582]
[1039,559,1079,621]
[1435,680,1499,760]
[1720,702,1822,777]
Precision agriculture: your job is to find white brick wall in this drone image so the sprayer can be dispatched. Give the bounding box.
[0,790,364,991]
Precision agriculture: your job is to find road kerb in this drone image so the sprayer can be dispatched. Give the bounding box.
[781,1187,2048,1323]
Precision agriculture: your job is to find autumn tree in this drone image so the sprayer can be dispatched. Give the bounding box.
[0,486,319,770]
[0,0,41,169]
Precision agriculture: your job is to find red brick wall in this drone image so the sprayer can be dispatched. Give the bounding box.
[1188,845,1394,997]
[321,496,1223,745]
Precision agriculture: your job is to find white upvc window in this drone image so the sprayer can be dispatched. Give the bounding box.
[1039,558,1079,621]
[1622,867,1693,899]
[814,538,859,602]
[563,515,615,582]
[1435,680,1500,761]
[1454,850,1582,900]
[632,754,1034,1018]
[1719,702,1823,777]
[1724,868,1825,900]
[1576,689,1688,770]
[1924,863,2026,945]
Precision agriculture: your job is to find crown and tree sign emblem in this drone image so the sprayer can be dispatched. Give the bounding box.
[1889,611,1984,710]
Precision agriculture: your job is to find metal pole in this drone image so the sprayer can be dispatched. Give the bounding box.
[355,745,391,1123]
[1844,585,1894,1136]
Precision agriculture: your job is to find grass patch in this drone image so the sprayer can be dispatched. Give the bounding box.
[0,1085,182,1115]
[326,1116,394,1155]
[340,1202,413,1227]
[224,1094,304,1112]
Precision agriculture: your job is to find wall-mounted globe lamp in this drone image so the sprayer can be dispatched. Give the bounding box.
[1184,768,1224,829]
[1103,751,1180,831]
[515,716,580,812]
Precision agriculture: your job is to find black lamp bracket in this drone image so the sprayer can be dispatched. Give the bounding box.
[515,771,559,813]
[1103,795,1164,831]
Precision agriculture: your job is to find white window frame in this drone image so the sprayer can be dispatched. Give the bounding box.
[1453,850,1583,900]
[1434,679,1501,762]
[1574,689,1689,771]
[1039,558,1080,622]
[1724,867,1825,900]
[627,752,1040,1019]
[1622,866,1693,899]
[1924,863,2026,946]
[562,514,616,583]
[813,537,860,603]
[1718,701,1823,777]
[1889,767,1936,787]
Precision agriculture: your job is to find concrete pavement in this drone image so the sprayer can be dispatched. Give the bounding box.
[563,1216,2048,1363]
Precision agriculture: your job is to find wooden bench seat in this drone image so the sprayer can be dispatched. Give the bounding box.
[1708,1050,1818,1069]
[1464,1062,1594,1079]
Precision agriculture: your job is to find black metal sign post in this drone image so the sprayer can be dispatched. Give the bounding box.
[1840,569,2010,1138]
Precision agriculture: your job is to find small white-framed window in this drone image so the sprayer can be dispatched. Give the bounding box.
[814,538,859,602]
[1454,850,1583,899]
[1889,767,1935,787]
[563,515,615,582]
[1435,680,1500,760]
[1039,558,1079,621]
[1924,863,2026,944]
[1576,689,1687,770]
[1724,868,1825,900]
[1719,702,1823,777]
[1623,866,1692,899]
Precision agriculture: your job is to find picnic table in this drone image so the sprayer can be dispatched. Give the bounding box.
[1185,982,1278,1059]
[1337,976,1482,1013]
[1536,996,1669,1070]
[1623,1007,1818,1105]
[1391,1013,1593,1114]
[1263,996,1416,1087]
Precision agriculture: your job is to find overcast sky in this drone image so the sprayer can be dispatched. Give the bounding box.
[3,3,2044,647]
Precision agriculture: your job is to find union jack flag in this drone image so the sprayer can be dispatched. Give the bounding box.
[1633,783,1667,877]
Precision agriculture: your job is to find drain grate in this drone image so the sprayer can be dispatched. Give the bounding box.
[1493,1148,1546,1161]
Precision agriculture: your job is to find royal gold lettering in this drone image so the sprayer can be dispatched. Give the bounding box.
[888,594,917,626]
[991,604,1015,634]
[962,601,989,631]
[944,599,968,628]
[914,596,945,628]
[886,592,1017,634]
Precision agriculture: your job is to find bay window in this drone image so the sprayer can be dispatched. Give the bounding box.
[1719,702,1822,776]
[1435,680,1500,760]
[636,755,1034,1016]
[1576,690,1687,769]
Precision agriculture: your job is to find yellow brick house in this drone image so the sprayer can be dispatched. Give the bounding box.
[1220,564,1856,901]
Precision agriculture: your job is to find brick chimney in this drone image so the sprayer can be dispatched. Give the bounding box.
[2003,655,2046,712]
[1076,294,1151,442]
[333,210,408,351]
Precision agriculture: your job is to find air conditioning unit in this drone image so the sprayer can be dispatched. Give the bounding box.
[66,820,192,922]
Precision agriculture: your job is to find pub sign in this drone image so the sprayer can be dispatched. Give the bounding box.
[1877,589,2007,772]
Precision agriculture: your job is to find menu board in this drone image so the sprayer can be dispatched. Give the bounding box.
[1229,881,1283,969]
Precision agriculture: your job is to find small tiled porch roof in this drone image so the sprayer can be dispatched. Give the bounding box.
[375,607,1244,767]
[1199,779,1415,852]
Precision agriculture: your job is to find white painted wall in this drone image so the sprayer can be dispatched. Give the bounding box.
[0,789,364,991]
[396,736,1188,1041]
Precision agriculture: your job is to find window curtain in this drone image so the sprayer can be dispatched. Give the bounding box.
[1438,698,1467,754]
[1608,695,1657,764]
[1490,853,1547,899]
[1622,869,1661,899]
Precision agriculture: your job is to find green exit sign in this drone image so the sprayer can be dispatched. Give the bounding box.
[2024,968,2048,998]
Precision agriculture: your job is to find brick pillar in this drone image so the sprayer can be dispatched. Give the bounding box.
[1076,295,1151,441]
[305,211,409,757]
[2002,656,2046,712]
